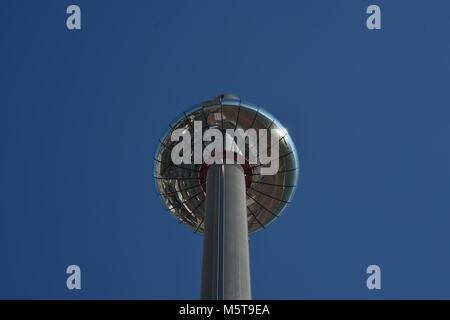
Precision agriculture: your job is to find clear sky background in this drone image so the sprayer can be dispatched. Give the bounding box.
[1,0,450,299]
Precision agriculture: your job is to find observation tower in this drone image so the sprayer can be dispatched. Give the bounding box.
[154,94,298,300]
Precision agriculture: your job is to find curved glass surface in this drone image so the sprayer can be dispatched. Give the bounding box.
[154,96,299,234]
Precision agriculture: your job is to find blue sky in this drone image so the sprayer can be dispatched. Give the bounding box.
[1,0,450,299]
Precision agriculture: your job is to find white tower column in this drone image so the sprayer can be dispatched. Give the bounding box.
[200,164,251,300]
